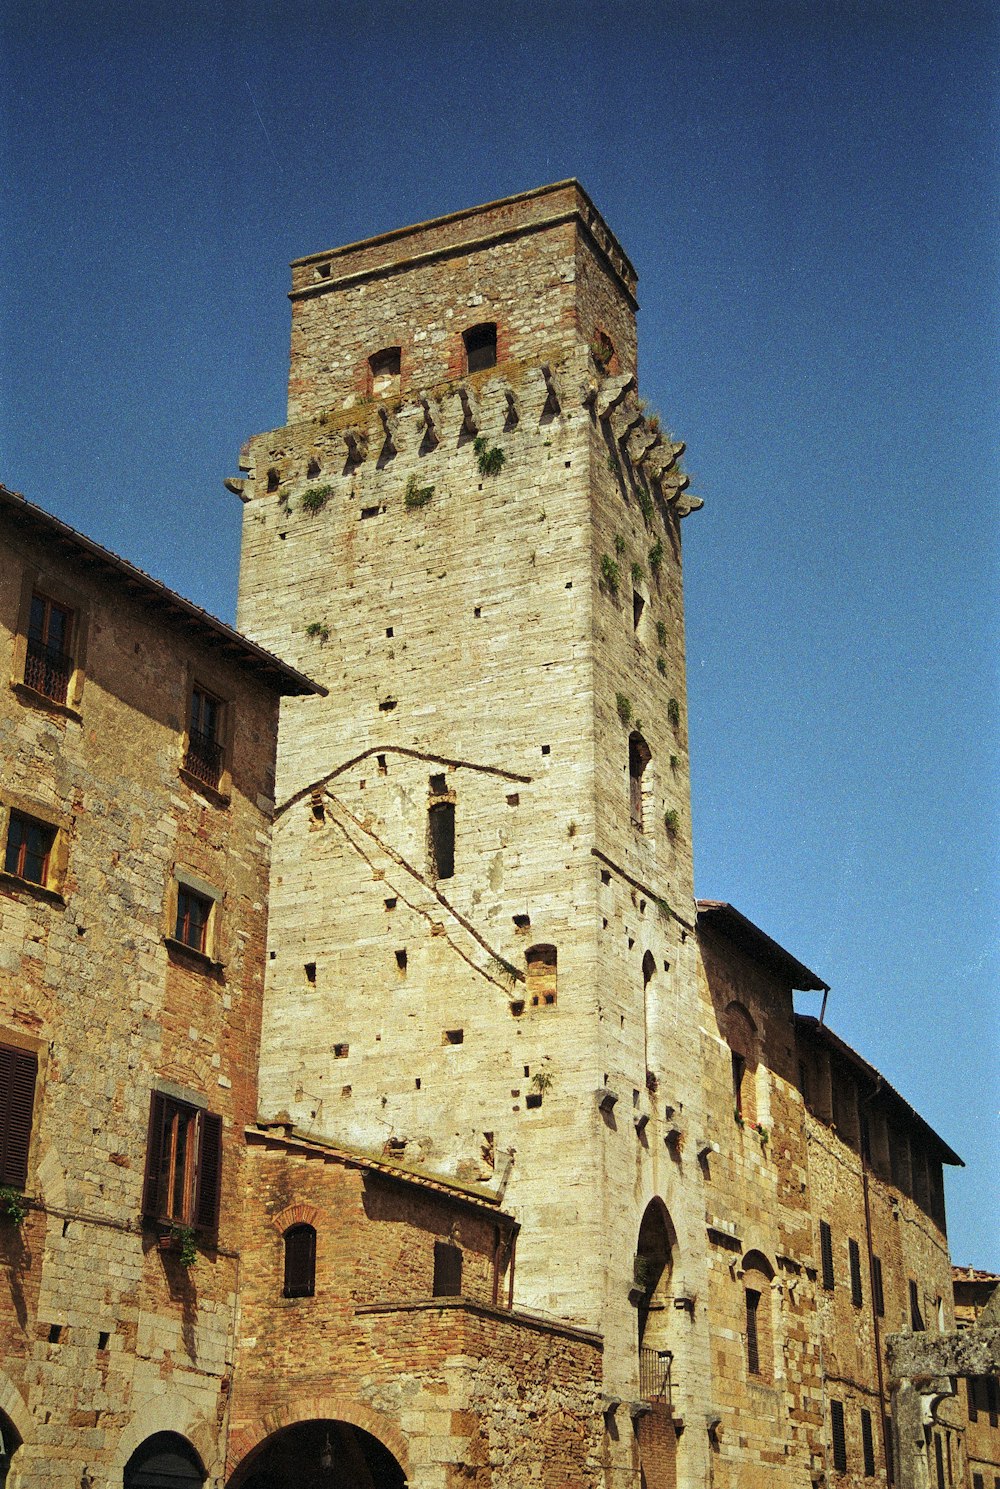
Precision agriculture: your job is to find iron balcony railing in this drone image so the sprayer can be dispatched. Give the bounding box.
[639,1346,674,1405]
[25,637,72,705]
[184,727,224,790]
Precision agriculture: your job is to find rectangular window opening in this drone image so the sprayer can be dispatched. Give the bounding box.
[186,685,224,791]
[831,1399,847,1474]
[745,1288,761,1375]
[861,1408,875,1477]
[4,811,56,887]
[175,886,212,955]
[429,800,455,882]
[142,1092,221,1235]
[820,1220,835,1291]
[433,1240,463,1296]
[26,591,74,704]
[443,1028,463,1046]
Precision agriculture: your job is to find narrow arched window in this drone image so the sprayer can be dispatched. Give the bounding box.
[428,800,455,882]
[629,732,651,830]
[742,1251,774,1380]
[283,1223,316,1298]
[463,323,497,373]
[526,944,557,1006]
[724,1002,758,1123]
[369,347,401,397]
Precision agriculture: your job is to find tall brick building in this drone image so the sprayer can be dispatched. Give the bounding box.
[1,184,987,1489]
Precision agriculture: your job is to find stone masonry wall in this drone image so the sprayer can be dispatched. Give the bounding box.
[0,514,282,1488]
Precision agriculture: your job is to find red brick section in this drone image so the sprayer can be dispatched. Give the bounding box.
[638,1405,678,1489]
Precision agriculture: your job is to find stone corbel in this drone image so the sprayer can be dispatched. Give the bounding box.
[610,401,644,447]
[458,386,479,437]
[343,427,368,465]
[419,394,441,449]
[223,477,248,501]
[540,363,561,419]
[674,493,704,518]
[596,372,635,420]
[660,470,691,503]
[627,424,659,465]
[377,405,398,458]
[504,387,520,429]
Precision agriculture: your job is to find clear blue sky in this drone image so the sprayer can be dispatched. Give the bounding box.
[2,1,997,1267]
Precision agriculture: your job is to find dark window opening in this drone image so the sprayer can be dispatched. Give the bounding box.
[124,1432,206,1489]
[443,1028,463,1046]
[745,1288,761,1375]
[885,1416,894,1484]
[909,1278,925,1331]
[48,1323,62,1343]
[333,1043,349,1058]
[934,1433,945,1489]
[429,800,455,882]
[629,732,651,829]
[175,887,212,954]
[861,1408,875,1477]
[0,1043,38,1189]
[831,1399,847,1473]
[395,949,407,972]
[463,322,497,373]
[429,773,447,794]
[433,1240,462,1296]
[633,590,644,630]
[283,1223,316,1298]
[820,1220,835,1291]
[799,1059,811,1106]
[849,1238,863,1307]
[26,591,73,704]
[186,686,224,790]
[526,944,557,1006]
[732,1051,747,1117]
[98,1331,110,1350]
[873,1255,885,1317]
[142,1092,221,1235]
[304,962,316,983]
[967,1376,978,1422]
[4,811,55,887]
[369,346,401,397]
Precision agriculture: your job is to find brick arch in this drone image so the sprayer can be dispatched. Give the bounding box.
[226,1397,410,1483]
[109,1404,220,1481]
[270,1202,323,1234]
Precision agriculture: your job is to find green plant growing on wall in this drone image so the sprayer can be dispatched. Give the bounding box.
[664,808,680,837]
[170,1224,198,1266]
[667,697,681,729]
[473,436,505,477]
[669,754,679,770]
[638,488,654,524]
[531,1071,553,1094]
[614,533,626,557]
[607,453,622,482]
[653,895,674,921]
[649,539,664,576]
[404,474,435,509]
[305,621,330,642]
[301,485,333,513]
[633,1253,659,1291]
[631,562,644,587]
[656,619,668,647]
[488,954,521,987]
[615,693,633,728]
[0,1186,27,1225]
[600,554,620,597]
[657,656,667,677]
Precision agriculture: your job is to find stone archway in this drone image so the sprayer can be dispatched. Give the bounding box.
[227,1420,406,1489]
[0,1410,22,1489]
[123,1432,206,1489]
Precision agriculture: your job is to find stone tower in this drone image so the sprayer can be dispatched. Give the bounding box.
[235,181,708,1450]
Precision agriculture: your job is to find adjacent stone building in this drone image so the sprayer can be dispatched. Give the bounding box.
[1,183,982,1489]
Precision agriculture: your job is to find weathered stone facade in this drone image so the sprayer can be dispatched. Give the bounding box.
[1,183,978,1489]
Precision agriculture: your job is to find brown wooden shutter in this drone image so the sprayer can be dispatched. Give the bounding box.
[195,1111,222,1234]
[849,1238,863,1306]
[433,1241,462,1297]
[141,1091,168,1220]
[861,1408,875,1477]
[831,1399,847,1473]
[283,1224,317,1297]
[820,1220,835,1290]
[872,1255,885,1317]
[745,1289,760,1375]
[0,1044,38,1188]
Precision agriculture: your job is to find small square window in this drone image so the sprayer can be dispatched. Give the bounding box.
[463,323,497,373]
[4,811,56,887]
[175,886,213,954]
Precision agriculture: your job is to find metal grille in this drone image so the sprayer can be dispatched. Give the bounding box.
[639,1347,673,1404]
[24,637,72,704]
[185,728,224,789]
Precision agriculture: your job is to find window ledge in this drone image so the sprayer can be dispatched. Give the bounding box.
[178,767,231,809]
[11,680,82,724]
[0,870,65,907]
[163,937,224,978]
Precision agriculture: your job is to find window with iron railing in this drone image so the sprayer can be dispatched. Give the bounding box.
[184,686,224,790]
[638,1346,673,1404]
[25,592,73,704]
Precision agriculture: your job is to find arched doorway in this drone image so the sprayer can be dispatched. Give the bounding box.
[0,1412,21,1489]
[229,1421,406,1489]
[123,1433,205,1489]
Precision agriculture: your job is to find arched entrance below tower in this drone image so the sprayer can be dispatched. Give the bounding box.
[123,1432,206,1489]
[227,1421,406,1489]
[0,1411,22,1489]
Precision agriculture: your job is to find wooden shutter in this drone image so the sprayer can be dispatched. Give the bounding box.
[433,1241,462,1297]
[849,1238,863,1306]
[745,1289,760,1375]
[967,1376,979,1421]
[872,1255,885,1317]
[283,1225,317,1297]
[141,1091,168,1220]
[831,1399,847,1473]
[195,1111,222,1234]
[0,1044,38,1188]
[861,1408,875,1477]
[820,1220,835,1290]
